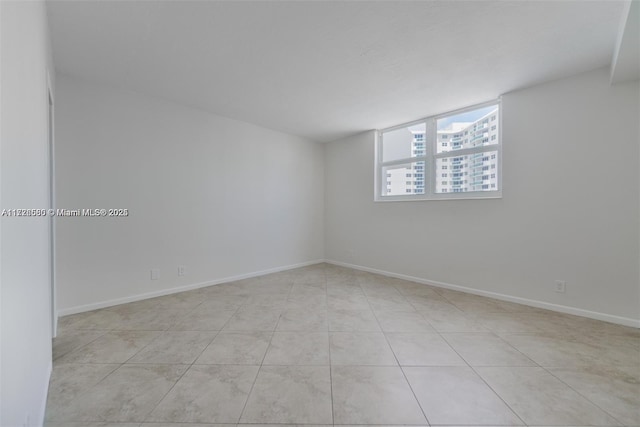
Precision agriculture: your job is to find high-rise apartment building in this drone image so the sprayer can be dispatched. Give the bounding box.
[384,107,499,195]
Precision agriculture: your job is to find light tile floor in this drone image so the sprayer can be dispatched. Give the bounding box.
[46,263,640,427]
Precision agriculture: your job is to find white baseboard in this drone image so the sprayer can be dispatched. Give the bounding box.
[58,259,324,316]
[58,258,639,328]
[325,259,640,328]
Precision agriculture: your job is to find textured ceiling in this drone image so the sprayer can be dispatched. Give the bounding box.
[47,1,626,142]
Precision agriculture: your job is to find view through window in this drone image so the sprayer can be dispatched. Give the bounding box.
[376,101,501,200]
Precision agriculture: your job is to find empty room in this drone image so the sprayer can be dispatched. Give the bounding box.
[1,0,639,426]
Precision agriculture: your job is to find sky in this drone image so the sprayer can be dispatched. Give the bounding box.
[437,105,498,131]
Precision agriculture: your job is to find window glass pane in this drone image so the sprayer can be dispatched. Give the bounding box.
[382,123,426,162]
[435,151,498,193]
[437,105,499,153]
[382,161,425,196]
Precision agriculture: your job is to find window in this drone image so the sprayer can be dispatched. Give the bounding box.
[376,100,501,200]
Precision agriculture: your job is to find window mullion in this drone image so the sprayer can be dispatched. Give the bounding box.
[427,118,436,197]
[376,100,501,200]
[434,145,495,159]
[380,157,427,168]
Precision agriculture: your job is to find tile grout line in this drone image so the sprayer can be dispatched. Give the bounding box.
[138,295,243,423]
[236,279,293,424]
[429,289,530,427]
[394,279,531,427]
[49,264,639,427]
[365,277,432,426]
[543,364,629,426]
[136,302,237,425]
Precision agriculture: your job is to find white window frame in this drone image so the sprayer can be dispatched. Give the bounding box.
[374,99,502,201]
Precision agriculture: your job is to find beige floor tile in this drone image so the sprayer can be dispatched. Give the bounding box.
[407,295,457,312]
[331,366,427,425]
[150,292,204,311]
[106,305,187,331]
[374,310,436,332]
[501,333,620,367]
[442,333,536,366]
[240,366,333,424]
[148,365,258,423]
[222,307,281,331]
[574,334,640,366]
[473,312,549,333]
[292,272,326,285]
[170,308,236,331]
[445,294,511,315]
[127,331,216,364]
[45,423,141,427]
[285,294,327,310]
[198,282,249,296]
[386,333,466,366]
[59,309,126,330]
[549,365,640,426]
[393,281,443,298]
[55,331,161,364]
[327,294,371,310]
[326,284,365,297]
[328,309,381,331]
[142,423,235,427]
[58,364,188,422]
[333,425,428,427]
[242,293,289,310]
[419,307,490,333]
[289,283,327,296]
[367,295,415,312]
[277,308,328,331]
[263,332,329,365]
[361,283,402,297]
[197,294,247,310]
[47,264,639,427]
[330,332,397,365]
[514,312,583,335]
[195,331,270,364]
[45,363,120,422]
[477,366,621,426]
[237,425,330,427]
[563,316,640,339]
[52,330,106,360]
[404,366,523,425]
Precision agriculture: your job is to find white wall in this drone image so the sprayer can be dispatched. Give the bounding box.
[325,67,640,326]
[1,1,55,425]
[55,74,324,314]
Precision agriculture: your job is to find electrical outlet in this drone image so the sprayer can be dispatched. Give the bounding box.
[178,265,186,276]
[555,280,566,293]
[151,268,160,280]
